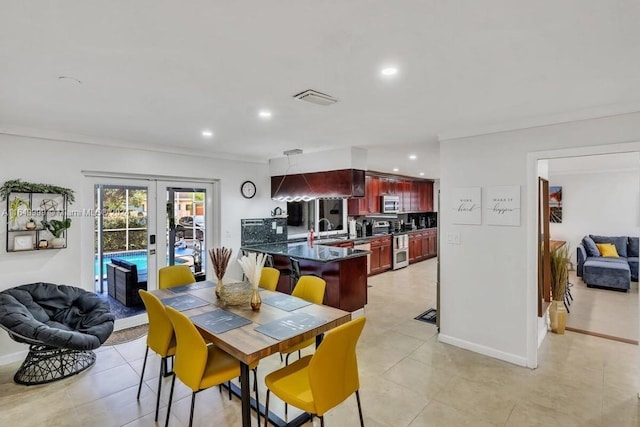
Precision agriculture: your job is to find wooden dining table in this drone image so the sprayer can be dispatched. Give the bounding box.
[150,281,351,426]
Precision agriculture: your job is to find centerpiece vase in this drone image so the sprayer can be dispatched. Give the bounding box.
[250,287,261,311]
[215,277,224,299]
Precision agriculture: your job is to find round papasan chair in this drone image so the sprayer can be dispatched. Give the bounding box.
[0,282,114,385]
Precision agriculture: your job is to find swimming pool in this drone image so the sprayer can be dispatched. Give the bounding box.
[94,250,190,278]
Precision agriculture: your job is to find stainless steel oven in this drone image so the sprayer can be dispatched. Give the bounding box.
[392,234,409,269]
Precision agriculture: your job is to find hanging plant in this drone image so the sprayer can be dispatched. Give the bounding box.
[0,179,75,203]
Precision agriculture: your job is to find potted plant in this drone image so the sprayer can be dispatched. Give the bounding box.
[25,218,37,230]
[41,218,71,248]
[549,243,570,334]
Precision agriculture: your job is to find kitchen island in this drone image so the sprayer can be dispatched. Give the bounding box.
[240,242,369,312]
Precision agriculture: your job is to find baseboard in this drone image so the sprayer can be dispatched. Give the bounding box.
[0,349,28,366]
[538,314,549,348]
[114,313,148,331]
[438,334,528,367]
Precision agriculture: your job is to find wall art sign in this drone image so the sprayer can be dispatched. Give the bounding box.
[451,187,481,225]
[549,186,562,223]
[486,186,521,226]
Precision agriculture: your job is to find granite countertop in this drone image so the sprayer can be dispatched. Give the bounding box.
[241,242,369,263]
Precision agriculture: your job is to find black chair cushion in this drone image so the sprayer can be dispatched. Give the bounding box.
[0,282,114,351]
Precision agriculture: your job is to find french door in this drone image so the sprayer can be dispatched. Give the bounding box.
[92,178,213,296]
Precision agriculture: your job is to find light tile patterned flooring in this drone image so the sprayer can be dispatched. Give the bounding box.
[565,270,639,342]
[1,259,638,426]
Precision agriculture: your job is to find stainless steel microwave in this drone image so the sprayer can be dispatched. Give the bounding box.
[381,195,400,213]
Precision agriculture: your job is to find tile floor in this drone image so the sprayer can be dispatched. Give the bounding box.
[565,270,639,342]
[1,259,639,426]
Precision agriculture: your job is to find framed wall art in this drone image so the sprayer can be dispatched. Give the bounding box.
[549,186,562,223]
[451,187,481,225]
[486,185,521,226]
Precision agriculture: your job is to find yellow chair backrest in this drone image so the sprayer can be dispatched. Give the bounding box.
[309,316,366,416]
[138,290,174,357]
[165,306,209,391]
[159,265,195,289]
[291,275,326,304]
[259,267,280,291]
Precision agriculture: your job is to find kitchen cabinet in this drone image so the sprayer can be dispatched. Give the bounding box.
[351,172,434,214]
[414,181,433,212]
[369,235,391,275]
[408,228,438,263]
[348,175,380,215]
[379,177,397,196]
[398,180,411,212]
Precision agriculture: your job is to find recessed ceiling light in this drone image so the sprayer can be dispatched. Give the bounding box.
[419,172,425,176]
[381,67,398,77]
[201,130,213,138]
[393,168,399,172]
[409,154,417,160]
[259,110,272,119]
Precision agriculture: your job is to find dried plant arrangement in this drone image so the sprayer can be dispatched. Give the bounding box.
[209,247,233,297]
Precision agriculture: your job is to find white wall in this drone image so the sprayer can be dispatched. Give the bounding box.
[549,166,640,264]
[439,111,640,368]
[0,134,274,362]
[269,147,368,175]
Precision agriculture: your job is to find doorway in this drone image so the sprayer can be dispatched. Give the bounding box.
[539,154,639,344]
[90,176,214,322]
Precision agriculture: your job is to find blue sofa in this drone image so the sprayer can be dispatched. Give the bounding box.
[577,235,639,291]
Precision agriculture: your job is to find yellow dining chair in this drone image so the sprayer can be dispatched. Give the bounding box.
[264,317,367,427]
[260,267,281,291]
[164,306,241,427]
[137,290,177,422]
[281,275,327,365]
[159,264,195,289]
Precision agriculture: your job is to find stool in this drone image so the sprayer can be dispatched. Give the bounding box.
[289,258,301,292]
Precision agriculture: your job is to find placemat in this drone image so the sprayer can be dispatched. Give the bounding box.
[161,295,210,311]
[168,280,216,293]
[190,310,252,334]
[261,294,312,312]
[254,313,325,341]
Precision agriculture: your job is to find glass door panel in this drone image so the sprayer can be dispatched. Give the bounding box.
[157,183,210,281]
[94,183,151,296]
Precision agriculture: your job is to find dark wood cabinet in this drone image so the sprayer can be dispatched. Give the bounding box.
[369,235,391,275]
[348,175,380,215]
[350,172,434,215]
[408,228,438,264]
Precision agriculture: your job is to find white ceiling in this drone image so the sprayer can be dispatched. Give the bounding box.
[2,1,640,178]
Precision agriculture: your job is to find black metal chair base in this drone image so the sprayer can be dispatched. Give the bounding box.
[14,344,96,385]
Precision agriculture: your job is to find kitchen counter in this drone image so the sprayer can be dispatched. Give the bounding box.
[241,242,369,312]
[240,242,369,263]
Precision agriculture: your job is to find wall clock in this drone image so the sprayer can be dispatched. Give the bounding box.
[240,181,257,199]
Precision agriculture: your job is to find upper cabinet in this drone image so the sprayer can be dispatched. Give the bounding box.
[349,172,433,215]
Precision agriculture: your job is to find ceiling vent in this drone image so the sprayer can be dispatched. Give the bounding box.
[293,89,338,106]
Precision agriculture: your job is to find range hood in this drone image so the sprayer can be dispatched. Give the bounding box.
[271,169,365,201]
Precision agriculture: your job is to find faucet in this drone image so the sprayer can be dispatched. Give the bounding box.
[318,218,333,231]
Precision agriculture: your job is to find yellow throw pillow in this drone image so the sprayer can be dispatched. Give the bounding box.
[596,243,619,258]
